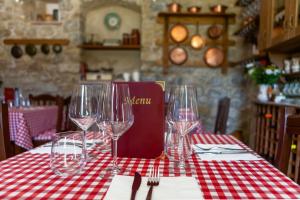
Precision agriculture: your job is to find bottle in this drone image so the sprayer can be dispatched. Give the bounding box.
[14,88,20,107]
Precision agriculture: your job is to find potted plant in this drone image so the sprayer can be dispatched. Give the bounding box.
[247,65,282,101]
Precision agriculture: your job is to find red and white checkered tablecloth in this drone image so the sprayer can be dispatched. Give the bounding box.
[9,106,58,150]
[0,134,299,199]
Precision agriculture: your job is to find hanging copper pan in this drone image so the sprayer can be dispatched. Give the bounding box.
[170,23,189,43]
[190,22,205,50]
[204,47,224,67]
[169,46,188,65]
[207,24,223,40]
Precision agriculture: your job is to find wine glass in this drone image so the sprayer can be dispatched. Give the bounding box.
[107,83,134,175]
[69,83,97,161]
[167,85,199,169]
[95,81,112,152]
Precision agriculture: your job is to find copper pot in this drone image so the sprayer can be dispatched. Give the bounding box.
[187,6,201,13]
[170,23,189,43]
[169,46,188,65]
[204,47,224,67]
[210,4,228,14]
[167,2,182,13]
[207,24,223,40]
[190,23,205,50]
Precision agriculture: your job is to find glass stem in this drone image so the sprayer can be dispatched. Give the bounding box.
[83,130,87,160]
[179,135,184,168]
[113,139,118,169]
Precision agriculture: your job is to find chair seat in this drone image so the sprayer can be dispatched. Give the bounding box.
[32,129,57,141]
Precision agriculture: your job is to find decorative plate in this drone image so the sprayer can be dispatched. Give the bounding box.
[104,13,121,30]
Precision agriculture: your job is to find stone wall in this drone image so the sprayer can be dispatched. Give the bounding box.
[0,0,82,97]
[0,0,253,142]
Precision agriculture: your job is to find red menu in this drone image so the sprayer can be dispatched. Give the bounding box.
[116,81,165,159]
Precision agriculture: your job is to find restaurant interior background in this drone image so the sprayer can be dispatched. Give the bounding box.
[0,0,254,144]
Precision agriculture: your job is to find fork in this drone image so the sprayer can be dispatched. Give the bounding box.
[194,145,243,151]
[146,167,160,200]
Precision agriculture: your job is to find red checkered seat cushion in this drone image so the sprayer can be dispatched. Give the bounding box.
[32,129,57,141]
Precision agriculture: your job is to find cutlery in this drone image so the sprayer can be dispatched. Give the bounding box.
[195,150,250,154]
[194,145,243,151]
[146,167,160,200]
[43,142,94,148]
[130,172,142,200]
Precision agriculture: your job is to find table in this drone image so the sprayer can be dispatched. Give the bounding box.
[0,134,299,199]
[9,106,58,150]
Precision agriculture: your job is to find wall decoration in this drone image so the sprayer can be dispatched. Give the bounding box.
[104,12,121,30]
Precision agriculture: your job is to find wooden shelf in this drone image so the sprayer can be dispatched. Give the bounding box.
[31,21,62,26]
[155,39,236,47]
[282,72,300,79]
[266,35,300,53]
[3,38,69,45]
[78,44,141,50]
[157,12,236,24]
[232,53,268,65]
[157,12,235,74]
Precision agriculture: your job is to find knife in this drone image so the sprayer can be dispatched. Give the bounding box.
[130,172,142,200]
[195,150,250,154]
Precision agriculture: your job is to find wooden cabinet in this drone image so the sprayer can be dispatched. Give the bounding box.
[258,0,271,50]
[259,0,300,51]
[253,101,300,164]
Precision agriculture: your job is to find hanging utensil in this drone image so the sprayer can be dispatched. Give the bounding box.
[190,22,205,50]
[210,4,228,14]
[41,44,50,55]
[167,2,182,13]
[52,44,63,54]
[187,6,201,13]
[207,24,223,40]
[25,44,37,57]
[170,23,189,43]
[169,46,188,65]
[204,47,224,67]
[11,44,23,59]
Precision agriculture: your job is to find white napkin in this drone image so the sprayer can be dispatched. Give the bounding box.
[29,139,94,154]
[104,175,203,200]
[30,144,82,154]
[193,144,261,161]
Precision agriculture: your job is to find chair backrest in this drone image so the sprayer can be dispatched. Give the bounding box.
[277,114,300,184]
[214,97,230,135]
[29,94,59,106]
[0,102,15,160]
[61,96,76,131]
[29,94,63,132]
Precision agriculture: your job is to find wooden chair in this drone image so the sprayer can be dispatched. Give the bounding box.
[277,114,300,184]
[29,94,63,131]
[0,102,15,160]
[61,96,76,131]
[214,97,230,135]
[29,94,63,146]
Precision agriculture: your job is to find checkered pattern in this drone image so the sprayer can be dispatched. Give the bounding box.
[32,129,57,141]
[0,134,299,199]
[9,106,58,150]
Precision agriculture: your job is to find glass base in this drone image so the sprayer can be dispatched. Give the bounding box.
[85,152,97,162]
[174,161,192,172]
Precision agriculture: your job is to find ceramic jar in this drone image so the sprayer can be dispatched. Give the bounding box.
[258,84,269,102]
[284,59,291,74]
[292,58,300,73]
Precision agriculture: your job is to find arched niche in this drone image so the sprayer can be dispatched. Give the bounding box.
[80,0,142,75]
[81,0,141,42]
